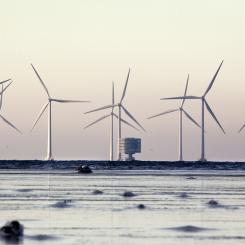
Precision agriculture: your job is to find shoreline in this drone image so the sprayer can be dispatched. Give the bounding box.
[0,160,245,170]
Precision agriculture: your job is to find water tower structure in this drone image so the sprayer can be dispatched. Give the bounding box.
[120,138,141,161]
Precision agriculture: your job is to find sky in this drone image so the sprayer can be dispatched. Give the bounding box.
[0,0,245,161]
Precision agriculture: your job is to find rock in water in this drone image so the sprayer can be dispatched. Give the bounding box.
[51,200,72,208]
[178,192,189,198]
[137,204,146,209]
[0,220,24,239]
[186,176,196,180]
[77,165,93,174]
[93,190,103,195]
[207,199,219,206]
[122,191,136,197]
[169,225,209,233]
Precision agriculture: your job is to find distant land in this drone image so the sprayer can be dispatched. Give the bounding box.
[0,160,245,170]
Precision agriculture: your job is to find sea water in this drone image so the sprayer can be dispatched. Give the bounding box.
[0,170,245,244]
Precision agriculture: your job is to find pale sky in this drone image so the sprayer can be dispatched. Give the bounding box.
[0,0,245,161]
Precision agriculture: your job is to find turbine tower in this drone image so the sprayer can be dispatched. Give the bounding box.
[31,64,90,161]
[85,68,145,161]
[84,82,138,161]
[148,74,201,161]
[0,80,22,134]
[161,61,225,161]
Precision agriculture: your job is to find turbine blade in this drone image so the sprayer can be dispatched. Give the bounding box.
[182,109,201,129]
[31,103,49,132]
[113,113,139,131]
[0,79,11,85]
[204,60,224,97]
[161,96,200,100]
[181,74,189,107]
[0,81,13,97]
[31,64,51,98]
[84,114,111,129]
[0,115,22,134]
[84,104,114,114]
[51,99,90,103]
[0,84,3,110]
[238,123,245,133]
[121,105,146,131]
[112,82,115,111]
[204,100,225,134]
[120,68,130,103]
[147,109,178,119]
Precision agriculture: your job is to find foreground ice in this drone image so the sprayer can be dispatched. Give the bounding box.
[0,169,245,244]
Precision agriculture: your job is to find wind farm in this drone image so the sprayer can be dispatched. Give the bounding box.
[84,82,138,161]
[2,1,245,245]
[84,69,145,161]
[0,60,244,162]
[161,61,226,162]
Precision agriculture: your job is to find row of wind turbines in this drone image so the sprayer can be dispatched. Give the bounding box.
[0,61,244,161]
[84,61,226,162]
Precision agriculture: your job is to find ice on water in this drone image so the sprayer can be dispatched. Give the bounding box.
[0,170,245,244]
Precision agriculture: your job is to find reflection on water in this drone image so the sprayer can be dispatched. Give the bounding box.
[0,170,245,244]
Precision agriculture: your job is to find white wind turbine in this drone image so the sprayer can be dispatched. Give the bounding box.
[30,64,90,161]
[147,74,201,161]
[0,79,22,134]
[84,82,139,161]
[85,68,145,161]
[161,61,225,161]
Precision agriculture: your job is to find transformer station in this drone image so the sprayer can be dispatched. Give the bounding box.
[120,138,141,161]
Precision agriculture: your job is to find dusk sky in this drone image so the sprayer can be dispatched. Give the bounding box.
[0,0,245,161]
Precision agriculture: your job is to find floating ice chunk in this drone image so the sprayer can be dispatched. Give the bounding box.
[122,191,137,197]
[92,190,103,195]
[50,200,72,208]
[166,225,212,233]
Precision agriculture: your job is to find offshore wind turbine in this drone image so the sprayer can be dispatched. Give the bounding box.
[31,64,90,161]
[0,80,22,134]
[148,74,201,161]
[161,61,225,161]
[84,82,138,161]
[85,68,145,161]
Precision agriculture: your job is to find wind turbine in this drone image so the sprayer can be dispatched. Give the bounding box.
[148,74,201,161]
[85,68,145,161]
[30,64,90,161]
[84,82,138,161]
[161,61,225,161]
[0,80,22,134]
